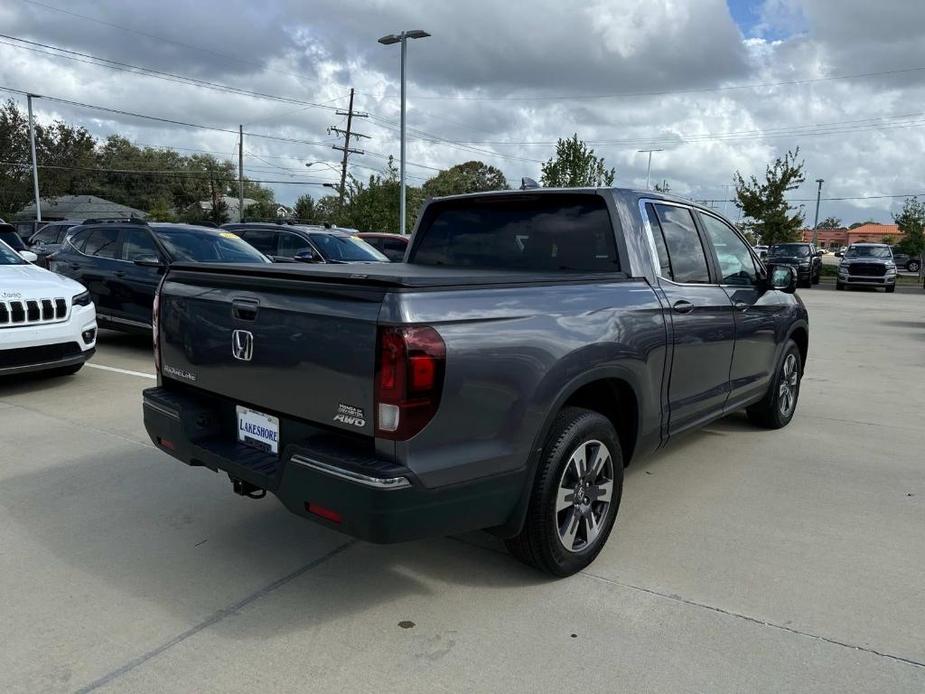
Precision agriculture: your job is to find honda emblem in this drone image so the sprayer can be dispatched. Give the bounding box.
[232,329,254,362]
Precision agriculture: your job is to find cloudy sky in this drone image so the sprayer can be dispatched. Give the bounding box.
[1,0,924,224]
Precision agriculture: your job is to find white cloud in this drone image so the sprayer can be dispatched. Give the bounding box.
[0,0,923,223]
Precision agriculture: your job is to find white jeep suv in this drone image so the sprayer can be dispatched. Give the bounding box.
[0,236,97,377]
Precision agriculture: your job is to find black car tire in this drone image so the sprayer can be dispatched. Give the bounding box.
[836,280,845,290]
[907,260,920,273]
[885,285,896,293]
[812,269,821,285]
[747,339,802,430]
[505,407,623,578]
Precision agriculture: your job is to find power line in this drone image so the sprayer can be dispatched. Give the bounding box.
[364,64,925,102]
[0,159,334,185]
[0,34,343,113]
[15,0,328,88]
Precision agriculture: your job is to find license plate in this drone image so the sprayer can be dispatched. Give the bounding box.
[236,406,279,455]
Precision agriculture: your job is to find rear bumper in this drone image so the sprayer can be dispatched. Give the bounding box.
[142,386,522,543]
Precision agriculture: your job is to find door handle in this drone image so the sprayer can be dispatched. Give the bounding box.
[733,301,749,312]
[672,300,694,314]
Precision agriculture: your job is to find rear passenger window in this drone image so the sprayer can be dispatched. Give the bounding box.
[644,205,673,277]
[241,230,276,255]
[650,204,710,283]
[121,228,160,261]
[82,228,121,259]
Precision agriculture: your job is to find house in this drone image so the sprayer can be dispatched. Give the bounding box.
[800,223,904,249]
[194,195,257,223]
[16,195,147,221]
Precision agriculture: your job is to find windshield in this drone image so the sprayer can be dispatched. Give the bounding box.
[0,239,27,265]
[0,228,27,252]
[155,228,270,263]
[769,244,810,257]
[845,246,892,259]
[308,233,387,262]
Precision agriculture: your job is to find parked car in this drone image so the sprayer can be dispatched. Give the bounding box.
[766,242,822,287]
[27,220,83,268]
[49,221,269,332]
[356,232,409,261]
[890,246,921,273]
[0,236,96,377]
[836,243,896,292]
[0,223,37,263]
[143,188,809,577]
[222,223,387,264]
[753,244,769,261]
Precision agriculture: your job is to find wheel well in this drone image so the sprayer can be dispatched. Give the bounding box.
[790,327,808,372]
[562,379,638,465]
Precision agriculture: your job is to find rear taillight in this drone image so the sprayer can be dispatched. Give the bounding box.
[375,325,445,441]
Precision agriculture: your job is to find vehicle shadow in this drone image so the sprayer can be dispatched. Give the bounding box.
[96,328,153,352]
[0,446,548,642]
[0,369,86,397]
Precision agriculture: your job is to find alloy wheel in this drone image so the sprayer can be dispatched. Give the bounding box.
[778,353,799,417]
[555,439,615,553]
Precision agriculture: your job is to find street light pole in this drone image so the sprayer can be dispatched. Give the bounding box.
[378,29,430,235]
[638,148,663,190]
[812,178,824,247]
[27,94,41,222]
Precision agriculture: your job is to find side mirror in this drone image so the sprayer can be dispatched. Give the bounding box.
[768,264,797,294]
[19,250,38,263]
[293,249,321,263]
[133,255,165,268]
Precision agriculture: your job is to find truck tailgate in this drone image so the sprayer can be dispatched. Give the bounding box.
[158,265,386,436]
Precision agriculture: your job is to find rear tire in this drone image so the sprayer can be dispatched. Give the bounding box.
[505,407,623,577]
[908,260,920,273]
[746,340,802,430]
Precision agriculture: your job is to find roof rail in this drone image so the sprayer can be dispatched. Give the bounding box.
[82,217,148,225]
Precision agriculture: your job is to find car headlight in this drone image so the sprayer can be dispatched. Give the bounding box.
[72,290,91,306]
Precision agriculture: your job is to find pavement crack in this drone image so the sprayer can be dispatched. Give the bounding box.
[580,570,925,671]
[74,539,357,693]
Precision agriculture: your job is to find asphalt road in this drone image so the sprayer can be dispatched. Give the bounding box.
[1,289,923,693]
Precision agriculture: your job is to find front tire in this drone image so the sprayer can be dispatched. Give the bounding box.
[747,340,802,429]
[836,280,845,290]
[885,285,896,293]
[505,407,623,577]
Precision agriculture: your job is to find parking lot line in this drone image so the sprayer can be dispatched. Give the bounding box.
[86,363,157,380]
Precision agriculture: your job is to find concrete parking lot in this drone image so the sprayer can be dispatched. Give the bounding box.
[1,287,923,693]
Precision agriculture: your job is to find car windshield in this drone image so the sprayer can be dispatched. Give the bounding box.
[154,228,270,263]
[0,228,27,252]
[307,233,387,262]
[769,244,810,257]
[845,246,892,259]
[0,239,26,265]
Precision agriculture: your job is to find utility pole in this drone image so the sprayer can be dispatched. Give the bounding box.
[27,94,41,222]
[238,125,244,222]
[330,88,369,205]
[812,178,824,247]
[638,148,663,190]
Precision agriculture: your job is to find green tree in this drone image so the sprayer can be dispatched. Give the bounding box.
[248,199,284,221]
[849,219,878,229]
[540,134,615,188]
[293,194,317,222]
[816,216,842,229]
[734,148,805,245]
[334,157,423,232]
[893,197,925,276]
[422,160,508,198]
[147,198,177,222]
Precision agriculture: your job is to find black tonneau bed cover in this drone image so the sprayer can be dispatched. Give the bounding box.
[168,262,628,290]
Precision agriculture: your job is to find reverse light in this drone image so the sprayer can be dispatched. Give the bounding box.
[375,325,446,440]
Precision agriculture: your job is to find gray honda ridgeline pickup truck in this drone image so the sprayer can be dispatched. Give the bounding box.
[143,189,808,576]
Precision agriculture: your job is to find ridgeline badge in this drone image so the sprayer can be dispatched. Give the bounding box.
[333,403,365,428]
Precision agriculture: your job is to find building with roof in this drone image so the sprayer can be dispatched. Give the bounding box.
[800,223,903,249]
[16,195,147,221]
